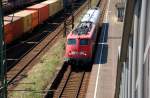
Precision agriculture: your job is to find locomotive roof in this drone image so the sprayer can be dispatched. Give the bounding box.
[67,24,96,39]
[67,8,100,39]
[81,8,100,24]
[73,22,92,35]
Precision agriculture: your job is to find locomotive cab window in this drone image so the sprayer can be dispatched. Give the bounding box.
[68,39,76,45]
[80,39,89,45]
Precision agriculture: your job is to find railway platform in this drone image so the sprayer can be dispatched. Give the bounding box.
[86,0,123,97]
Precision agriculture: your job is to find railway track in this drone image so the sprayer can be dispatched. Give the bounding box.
[48,65,91,98]
[6,0,89,88]
[54,67,85,98]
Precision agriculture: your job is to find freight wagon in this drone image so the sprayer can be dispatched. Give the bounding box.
[3,0,63,44]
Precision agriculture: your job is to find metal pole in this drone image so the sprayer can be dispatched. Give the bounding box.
[120,69,124,98]
[122,63,125,98]
[125,62,128,98]
[71,0,74,29]
[63,0,74,36]
[149,52,150,98]
[120,0,135,62]
[128,38,132,98]
[63,0,67,37]
[0,1,7,98]
[123,62,126,98]
[63,0,68,37]
[138,0,147,97]
[119,82,122,98]
[132,0,140,98]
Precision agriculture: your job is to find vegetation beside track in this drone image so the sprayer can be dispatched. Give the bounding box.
[10,36,66,98]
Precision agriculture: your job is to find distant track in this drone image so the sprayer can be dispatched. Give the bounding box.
[54,67,85,98]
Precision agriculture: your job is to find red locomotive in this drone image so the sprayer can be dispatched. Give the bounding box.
[64,8,101,64]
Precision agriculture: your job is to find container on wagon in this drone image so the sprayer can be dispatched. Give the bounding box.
[27,3,49,24]
[24,10,39,29]
[41,0,60,16]
[9,10,32,33]
[4,16,23,40]
[4,21,13,44]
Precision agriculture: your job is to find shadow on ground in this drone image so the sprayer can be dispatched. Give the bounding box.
[94,23,109,64]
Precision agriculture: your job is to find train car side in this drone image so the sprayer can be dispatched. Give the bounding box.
[3,0,63,44]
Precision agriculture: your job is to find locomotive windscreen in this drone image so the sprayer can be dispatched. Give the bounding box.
[68,39,76,45]
[80,39,89,45]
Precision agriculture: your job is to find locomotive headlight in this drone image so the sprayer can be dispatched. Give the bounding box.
[71,51,76,55]
[69,51,87,56]
[79,51,87,56]
[69,51,78,55]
